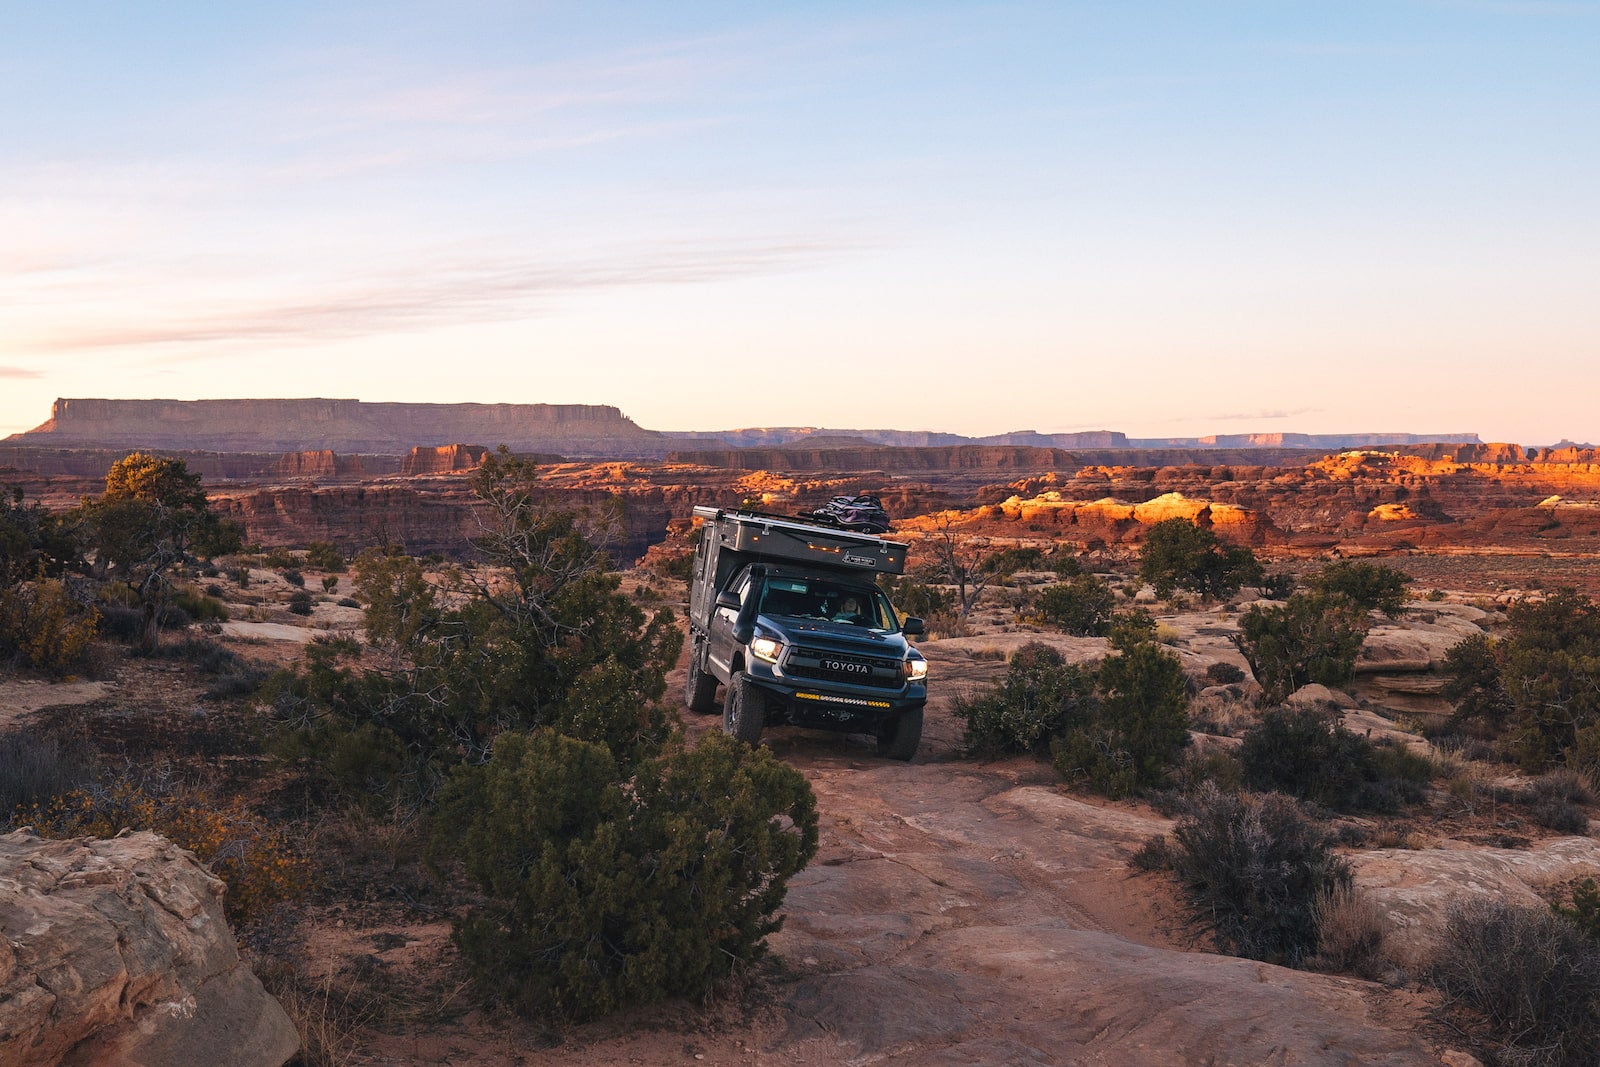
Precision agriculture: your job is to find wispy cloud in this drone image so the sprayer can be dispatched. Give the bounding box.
[17,236,866,357]
[1204,407,1321,422]
[0,366,42,379]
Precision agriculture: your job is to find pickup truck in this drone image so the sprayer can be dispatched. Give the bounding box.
[685,505,928,760]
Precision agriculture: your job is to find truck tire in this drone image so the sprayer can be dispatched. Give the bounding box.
[876,708,922,761]
[723,672,765,744]
[685,645,718,714]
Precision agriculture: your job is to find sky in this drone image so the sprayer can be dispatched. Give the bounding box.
[2,1,1597,444]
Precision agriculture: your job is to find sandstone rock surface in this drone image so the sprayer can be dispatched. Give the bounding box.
[0,830,297,1067]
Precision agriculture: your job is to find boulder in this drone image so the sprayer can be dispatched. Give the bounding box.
[0,830,298,1067]
[1352,836,1600,968]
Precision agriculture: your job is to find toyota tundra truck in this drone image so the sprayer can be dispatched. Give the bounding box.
[684,505,928,760]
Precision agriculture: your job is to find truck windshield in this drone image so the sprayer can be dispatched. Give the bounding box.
[759,578,900,632]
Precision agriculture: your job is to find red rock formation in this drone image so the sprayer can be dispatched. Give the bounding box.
[399,444,488,476]
[269,450,366,479]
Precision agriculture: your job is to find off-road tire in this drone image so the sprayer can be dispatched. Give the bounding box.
[723,671,765,744]
[876,708,923,761]
[685,643,718,714]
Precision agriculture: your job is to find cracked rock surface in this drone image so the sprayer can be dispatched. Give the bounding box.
[0,830,297,1067]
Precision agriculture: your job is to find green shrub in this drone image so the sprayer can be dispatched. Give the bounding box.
[304,541,346,572]
[321,575,339,593]
[281,568,306,588]
[1138,518,1263,601]
[439,729,818,1020]
[954,643,1098,758]
[1555,879,1600,942]
[1306,560,1410,616]
[1442,632,1513,735]
[1168,783,1350,966]
[1234,592,1369,704]
[1033,574,1116,636]
[170,587,229,622]
[1238,706,1429,814]
[1054,638,1189,798]
[1050,551,1084,578]
[1106,607,1158,647]
[287,590,314,616]
[1205,661,1246,685]
[1430,899,1600,1067]
[880,576,953,622]
[1502,591,1600,771]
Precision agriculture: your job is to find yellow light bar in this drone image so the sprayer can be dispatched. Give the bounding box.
[793,692,892,709]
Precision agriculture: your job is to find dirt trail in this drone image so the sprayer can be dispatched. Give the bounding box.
[355,645,1452,1066]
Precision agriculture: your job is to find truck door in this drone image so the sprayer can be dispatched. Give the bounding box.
[707,569,753,679]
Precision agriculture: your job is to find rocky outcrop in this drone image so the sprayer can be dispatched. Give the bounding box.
[0,830,297,1067]
[670,444,1079,472]
[13,398,666,456]
[268,450,366,479]
[399,444,488,476]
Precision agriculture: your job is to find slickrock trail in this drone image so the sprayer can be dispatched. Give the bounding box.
[749,729,1440,1066]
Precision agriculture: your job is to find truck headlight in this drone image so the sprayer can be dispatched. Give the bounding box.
[751,635,783,662]
[904,653,928,681]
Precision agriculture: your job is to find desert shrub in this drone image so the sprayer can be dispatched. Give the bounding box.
[954,643,1098,758]
[204,582,225,598]
[1050,551,1084,578]
[287,590,314,616]
[24,776,311,925]
[1555,879,1600,942]
[1205,661,1246,685]
[1166,746,1244,797]
[983,546,1045,583]
[1032,574,1116,636]
[1234,592,1369,704]
[321,575,339,593]
[1257,571,1296,600]
[94,602,144,642]
[1442,632,1514,735]
[881,576,953,623]
[336,597,360,609]
[1526,769,1592,834]
[170,586,229,622]
[0,733,98,819]
[1311,884,1388,978]
[1137,518,1263,601]
[231,566,251,588]
[439,729,818,1020]
[0,578,99,675]
[1502,591,1600,771]
[262,547,296,569]
[304,541,346,572]
[1107,606,1159,647]
[1055,638,1189,798]
[281,568,306,588]
[1237,706,1429,813]
[1429,899,1600,1067]
[1306,560,1410,616]
[1168,782,1349,966]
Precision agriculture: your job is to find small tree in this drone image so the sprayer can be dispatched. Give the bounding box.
[1234,592,1369,704]
[1054,635,1189,797]
[76,454,240,651]
[1306,560,1410,616]
[1138,518,1262,601]
[1033,574,1116,636]
[439,729,818,1020]
[920,513,998,617]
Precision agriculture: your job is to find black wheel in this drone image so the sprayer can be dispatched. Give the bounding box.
[723,671,765,744]
[876,708,923,761]
[685,643,718,714]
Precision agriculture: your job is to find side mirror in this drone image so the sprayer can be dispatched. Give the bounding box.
[715,590,740,610]
[902,616,925,636]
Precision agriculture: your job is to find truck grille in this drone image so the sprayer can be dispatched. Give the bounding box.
[785,647,903,689]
